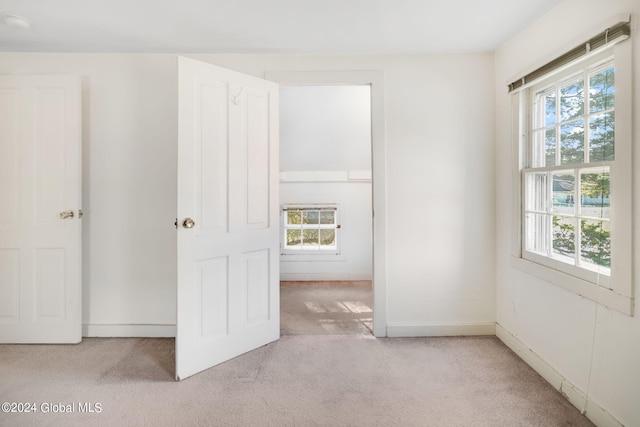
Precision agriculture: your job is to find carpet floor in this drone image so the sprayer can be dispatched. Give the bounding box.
[280,281,373,336]
[0,282,594,427]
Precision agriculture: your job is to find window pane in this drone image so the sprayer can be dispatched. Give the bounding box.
[303,211,319,224]
[319,210,335,225]
[302,229,319,246]
[580,220,611,268]
[545,91,557,126]
[319,229,336,247]
[287,211,302,225]
[552,172,575,215]
[531,129,544,168]
[525,172,548,213]
[534,88,556,128]
[560,78,584,121]
[532,129,556,168]
[560,120,584,164]
[580,169,610,219]
[589,111,615,162]
[589,66,614,113]
[525,213,549,255]
[552,216,576,261]
[545,128,556,166]
[286,229,302,247]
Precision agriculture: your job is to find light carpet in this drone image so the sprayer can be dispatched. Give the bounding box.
[0,335,593,426]
[280,281,373,336]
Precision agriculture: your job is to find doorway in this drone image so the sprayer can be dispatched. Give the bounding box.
[267,70,387,337]
[278,85,373,335]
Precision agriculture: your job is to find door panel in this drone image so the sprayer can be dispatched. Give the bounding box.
[0,75,82,343]
[196,80,228,233]
[243,89,270,228]
[0,89,20,226]
[35,88,68,227]
[0,249,19,321]
[242,249,270,326]
[198,256,229,338]
[35,248,66,319]
[177,57,279,380]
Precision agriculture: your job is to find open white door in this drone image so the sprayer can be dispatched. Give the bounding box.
[176,57,280,380]
[0,75,82,343]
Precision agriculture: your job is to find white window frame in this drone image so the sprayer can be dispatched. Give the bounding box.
[510,41,633,316]
[281,204,341,256]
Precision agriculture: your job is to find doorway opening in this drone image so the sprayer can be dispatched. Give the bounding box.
[266,70,387,338]
[277,84,374,336]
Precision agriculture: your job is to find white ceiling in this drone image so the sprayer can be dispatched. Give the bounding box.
[0,0,561,53]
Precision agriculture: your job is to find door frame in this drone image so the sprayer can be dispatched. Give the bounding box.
[265,70,387,337]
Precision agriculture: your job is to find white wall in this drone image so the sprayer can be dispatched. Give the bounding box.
[280,85,372,281]
[0,51,496,338]
[280,85,371,172]
[495,1,640,426]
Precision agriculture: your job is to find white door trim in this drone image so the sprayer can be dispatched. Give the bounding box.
[265,70,387,337]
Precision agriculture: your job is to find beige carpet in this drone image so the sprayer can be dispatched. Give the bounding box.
[0,338,594,427]
[0,282,594,427]
[280,281,373,336]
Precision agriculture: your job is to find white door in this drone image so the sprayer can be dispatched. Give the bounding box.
[176,57,280,380]
[0,75,82,343]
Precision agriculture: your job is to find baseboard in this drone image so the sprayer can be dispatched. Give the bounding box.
[279,272,373,281]
[496,324,623,427]
[386,322,496,337]
[82,324,176,338]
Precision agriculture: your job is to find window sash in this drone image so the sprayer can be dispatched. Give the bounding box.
[282,205,339,252]
[523,55,614,279]
[523,165,612,278]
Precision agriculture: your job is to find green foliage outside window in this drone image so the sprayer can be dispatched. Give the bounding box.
[284,208,337,250]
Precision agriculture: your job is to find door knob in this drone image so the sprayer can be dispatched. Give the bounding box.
[60,210,74,219]
[182,218,196,229]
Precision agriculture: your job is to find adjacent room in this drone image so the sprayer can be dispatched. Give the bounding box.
[0,0,639,426]
[279,84,374,336]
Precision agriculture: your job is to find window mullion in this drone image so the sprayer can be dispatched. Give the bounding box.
[574,167,581,267]
[584,69,591,164]
[547,170,553,257]
[555,83,561,166]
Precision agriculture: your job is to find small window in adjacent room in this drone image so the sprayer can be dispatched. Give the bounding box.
[282,205,339,254]
[509,18,633,315]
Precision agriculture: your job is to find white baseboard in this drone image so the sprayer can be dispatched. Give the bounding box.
[83,324,176,338]
[496,324,623,427]
[386,322,496,337]
[279,272,373,281]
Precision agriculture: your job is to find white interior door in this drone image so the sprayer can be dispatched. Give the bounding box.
[176,57,280,380]
[0,75,82,344]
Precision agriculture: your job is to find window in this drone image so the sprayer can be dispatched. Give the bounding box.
[511,32,632,315]
[282,205,339,253]
[524,56,614,283]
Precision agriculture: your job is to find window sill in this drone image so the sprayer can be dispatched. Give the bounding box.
[511,256,633,316]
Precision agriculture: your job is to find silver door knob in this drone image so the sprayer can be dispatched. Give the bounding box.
[182,218,196,229]
[60,210,74,219]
